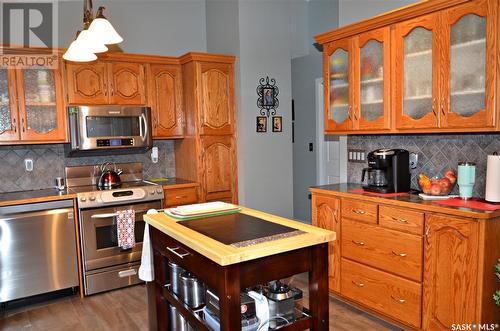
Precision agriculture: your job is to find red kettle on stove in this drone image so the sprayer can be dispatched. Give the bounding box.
[98,162,123,189]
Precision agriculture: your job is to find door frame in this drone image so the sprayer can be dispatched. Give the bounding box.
[315,77,347,186]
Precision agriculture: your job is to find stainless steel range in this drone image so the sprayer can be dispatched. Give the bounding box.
[66,162,164,295]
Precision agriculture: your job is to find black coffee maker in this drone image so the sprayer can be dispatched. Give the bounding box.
[361,149,411,193]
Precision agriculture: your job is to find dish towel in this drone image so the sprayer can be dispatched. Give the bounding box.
[139,209,159,282]
[116,209,136,250]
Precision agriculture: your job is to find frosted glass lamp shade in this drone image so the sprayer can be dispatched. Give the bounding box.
[88,18,123,45]
[63,40,97,62]
[76,29,108,53]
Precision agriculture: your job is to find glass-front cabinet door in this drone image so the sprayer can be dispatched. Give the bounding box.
[394,14,440,130]
[16,67,67,142]
[0,69,19,141]
[354,27,391,131]
[324,38,353,132]
[440,0,496,128]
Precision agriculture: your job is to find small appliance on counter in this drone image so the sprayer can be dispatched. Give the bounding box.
[265,281,296,329]
[361,148,411,193]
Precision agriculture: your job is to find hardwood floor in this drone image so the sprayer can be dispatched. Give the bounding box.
[1,283,402,331]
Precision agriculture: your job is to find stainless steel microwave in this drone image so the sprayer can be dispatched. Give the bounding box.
[66,106,152,156]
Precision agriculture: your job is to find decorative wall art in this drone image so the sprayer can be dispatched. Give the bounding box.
[272,116,282,132]
[256,116,267,133]
[257,76,279,117]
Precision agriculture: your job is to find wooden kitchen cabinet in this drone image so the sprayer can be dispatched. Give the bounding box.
[316,0,499,134]
[198,62,235,136]
[312,194,340,293]
[201,135,237,202]
[65,61,146,105]
[148,64,183,138]
[353,27,391,131]
[0,66,67,143]
[310,185,500,329]
[175,53,238,204]
[423,214,479,330]
[393,13,441,130]
[440,0,497,129]
[323,38,354,132]
[163,186,198,208]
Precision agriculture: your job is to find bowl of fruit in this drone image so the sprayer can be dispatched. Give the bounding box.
[418,169,457,196]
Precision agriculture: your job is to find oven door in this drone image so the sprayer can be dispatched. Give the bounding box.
[71,105,152,151]
[79,201,161,271]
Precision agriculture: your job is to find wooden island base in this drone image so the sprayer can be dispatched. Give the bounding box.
[148,226,329,331]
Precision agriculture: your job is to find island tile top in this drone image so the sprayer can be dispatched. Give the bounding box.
[144,206,336,266]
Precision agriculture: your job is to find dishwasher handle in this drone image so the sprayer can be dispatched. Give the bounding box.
[0,200,74,216]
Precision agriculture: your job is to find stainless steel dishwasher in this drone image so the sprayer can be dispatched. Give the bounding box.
[0,200,79,303]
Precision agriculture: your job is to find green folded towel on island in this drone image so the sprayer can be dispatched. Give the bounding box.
[164,208,241,220]
[148,178,169,182]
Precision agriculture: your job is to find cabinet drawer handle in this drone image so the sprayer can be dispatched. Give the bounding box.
[392,217,407,223]
[12,118,16,133]
[352,209,365,215]
[166,246,190,259]
[432,98,437,116]
[175,195,188,199]
[118,269,137,278]
[391,296,406,304]
[352,281,364,288]
[392,251,407,257]
[352,240,365,246]
[21,118,25,132]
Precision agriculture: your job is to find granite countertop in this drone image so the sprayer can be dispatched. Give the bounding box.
[0,188,76,207]
[310,183,500,220]
[146,178,198,188]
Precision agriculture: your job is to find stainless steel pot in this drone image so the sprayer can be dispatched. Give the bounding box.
[179,271,205,309]
[168,261,184,295]
[169,305,194,331]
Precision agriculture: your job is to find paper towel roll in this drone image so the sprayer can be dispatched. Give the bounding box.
[485,154,500,202]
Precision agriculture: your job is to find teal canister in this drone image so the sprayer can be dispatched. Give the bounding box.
[457,161,476,200]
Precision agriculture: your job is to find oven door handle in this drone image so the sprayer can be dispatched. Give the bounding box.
[89,209,151,219]
[91,212,120,219]
[140,113,148,139]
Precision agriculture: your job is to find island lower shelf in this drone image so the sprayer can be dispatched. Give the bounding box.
[148,225,331,331]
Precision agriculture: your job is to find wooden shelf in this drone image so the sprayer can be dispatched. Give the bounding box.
[25,102,56,106]
[406,38,486,59]
[331,81,348,88]
[404,94,432,101]
[451,89,484,96]
[331,103,349,108]
[161,284,210,331]
[361,77,383,85]
[361,100,383,105]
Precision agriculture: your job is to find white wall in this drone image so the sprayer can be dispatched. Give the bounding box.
[338,0,418,26]
[57,0,207,55]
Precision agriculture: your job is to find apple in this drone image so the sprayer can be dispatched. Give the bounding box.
[430,183,442,195]
[444,169,457,184]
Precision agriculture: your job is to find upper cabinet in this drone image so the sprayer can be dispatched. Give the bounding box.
[354,27,391,131]
[440,0,496,128]
[394,13,440,130]
[0,66,67,144]
[148,64,183,139]
[324,39,353,132]
[316,0,498,134]
[65,61,146,105]
[198,62,235,136]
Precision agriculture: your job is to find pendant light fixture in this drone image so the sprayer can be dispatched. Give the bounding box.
[63,0,122,62]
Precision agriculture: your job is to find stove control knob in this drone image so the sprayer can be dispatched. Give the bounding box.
[149,189,155,195]
[80,196,87,202]
[89,195,96,201]
[156,188,163,194]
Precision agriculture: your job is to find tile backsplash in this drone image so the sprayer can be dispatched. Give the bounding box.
[0,141,175,193]
[347,133,500,198]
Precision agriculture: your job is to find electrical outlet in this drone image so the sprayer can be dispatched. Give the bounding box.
[409,152,418,169]
[348,149,366,163]
[24,158,33,172]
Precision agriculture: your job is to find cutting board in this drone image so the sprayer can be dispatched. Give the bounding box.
[178,213,299,246]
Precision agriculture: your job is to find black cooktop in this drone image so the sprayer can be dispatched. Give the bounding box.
[178,213,298,245]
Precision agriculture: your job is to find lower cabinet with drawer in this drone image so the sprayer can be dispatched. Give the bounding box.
[163,185,198,208]
[310,189,500,330]
[341,258,422,328]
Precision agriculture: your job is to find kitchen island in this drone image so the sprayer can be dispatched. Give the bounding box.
[144,206,336,330]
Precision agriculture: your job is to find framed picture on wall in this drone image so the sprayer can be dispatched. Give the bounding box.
[272,116,282,132]
[262,87,275,107]
[256,116,267,133]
